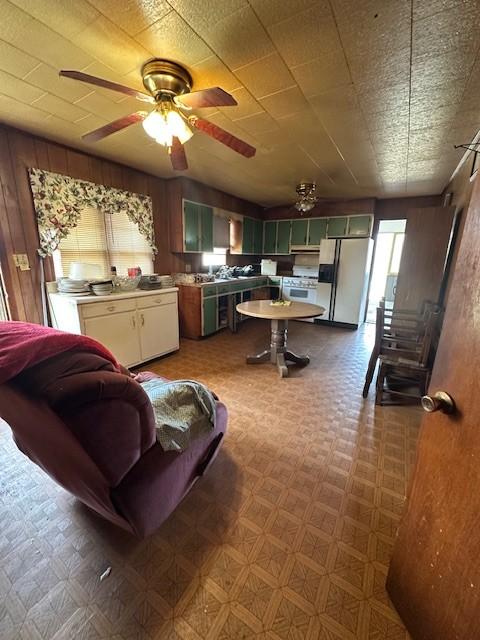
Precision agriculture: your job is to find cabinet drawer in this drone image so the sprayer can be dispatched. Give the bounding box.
[203,285,217,297]
[80,298,136,319]
[217,284,231,294]
[137,292,177,309]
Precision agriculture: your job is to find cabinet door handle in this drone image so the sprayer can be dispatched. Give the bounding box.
[132,315,136,328]
[141,313,145,326]
[107,305,115,312]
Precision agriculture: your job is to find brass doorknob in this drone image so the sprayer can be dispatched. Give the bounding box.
[421,391,455,414]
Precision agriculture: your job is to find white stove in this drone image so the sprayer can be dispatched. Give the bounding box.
[282,268,321,322]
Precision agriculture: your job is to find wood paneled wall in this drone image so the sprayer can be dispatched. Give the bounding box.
[0,124,261,323]
[263,198,375,221]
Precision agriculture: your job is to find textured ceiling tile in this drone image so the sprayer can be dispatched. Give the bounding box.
[250,0,330,26]
[291,52,351,98]
[135,10,213,68]
[413,5,480,58]
[348,48,410,90]
[0,93,51,124]
[363,109,410,134]
[0,0,94,69]
[220,87,263,120]
[87,0,171,36]
[167,0,248,32]
[413,0,480,20]
[267,6,342,68]
[234,53,295,99]
[195,5,274,70]
[259,86,309,119]
[23,63,94,103]
[0,39,40,77]
[73,16,151,75]
[190,56,243,93]
[410,78,467,110]
[308,85,359,116]
[412,47,478,87]
[410,103,458,129]
[200,111,259,146]
[357,83,410,115]
[73,91,141,121]
[0,69,46,103]
[30,92,90,122]
[7,0,99,38]
[331,0,411,55]
[231,111,280,136]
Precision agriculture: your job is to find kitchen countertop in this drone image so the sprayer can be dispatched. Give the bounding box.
[178,275,283,288]
[49,287,178,304]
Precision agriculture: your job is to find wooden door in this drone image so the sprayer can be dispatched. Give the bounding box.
[253,219,263,254]
[394,206,455,310]
[386,179,480,639]
[291,219,308,246]
[264,221,277,254]
[242,217,255,254]
[199,205,213,252]
[183,201,200,252]
[84,311,140,367]
[308,218,327,245]
[138,303,179,360]
[276,220,291,253]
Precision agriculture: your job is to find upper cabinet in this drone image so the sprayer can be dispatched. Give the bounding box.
[347,215,372,237]
[230,216,263,255]
[326,216,348,238]
[290,218,327,249]
[263,220,291,255]
[182,200,214,253]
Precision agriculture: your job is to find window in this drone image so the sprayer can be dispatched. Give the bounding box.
[53,207,153,278]
[202,248,227,268]
[389,233,405,275]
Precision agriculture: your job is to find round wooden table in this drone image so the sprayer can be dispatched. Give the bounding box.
[236,300,325,377]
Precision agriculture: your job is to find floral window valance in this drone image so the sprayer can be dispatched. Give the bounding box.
[28,168,157,257]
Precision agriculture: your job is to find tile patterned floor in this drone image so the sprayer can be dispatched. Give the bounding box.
[0,320,420,639]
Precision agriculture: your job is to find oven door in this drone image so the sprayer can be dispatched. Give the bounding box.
[283,286,317,322]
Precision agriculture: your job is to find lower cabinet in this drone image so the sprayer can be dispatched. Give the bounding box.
[203,296,218,336]
[84,311,140,367]
[138,303,180,361]
[49,290,180,367]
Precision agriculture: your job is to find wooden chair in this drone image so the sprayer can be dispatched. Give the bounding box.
[374,307,439,405]
[362,300,433,398]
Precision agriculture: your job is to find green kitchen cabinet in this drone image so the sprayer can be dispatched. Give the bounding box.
[183,201,200,252]
[327,216,348,238]
[264,221,277,254]
[242,216,255,254]
[203,296,217,336]
[276,220,291,253]
[308,218,327,245]
[200,205,213,251]
[182,200,214,252]
[347,215,372,237]
[291,219,308,246]
[253,218,263,254]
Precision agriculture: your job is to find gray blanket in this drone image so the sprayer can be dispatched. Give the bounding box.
[140,379,216,452]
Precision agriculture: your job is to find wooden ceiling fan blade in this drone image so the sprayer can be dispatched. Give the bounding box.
[169,137,188,171]
[191,117,256,158]
[175,87,237,109]
[59,70,155,104]
[82,112,148,143]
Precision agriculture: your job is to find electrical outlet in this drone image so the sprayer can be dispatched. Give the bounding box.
[13,253,30,271]
[185,263,191,273]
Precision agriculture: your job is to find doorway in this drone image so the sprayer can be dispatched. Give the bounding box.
[366,219,406,322]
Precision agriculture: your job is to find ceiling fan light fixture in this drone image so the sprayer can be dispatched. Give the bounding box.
[142,104,193,147]
[166,109,193,144]
[294,182,318,214]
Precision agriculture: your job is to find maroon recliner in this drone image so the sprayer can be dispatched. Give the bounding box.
[0,351,227,538]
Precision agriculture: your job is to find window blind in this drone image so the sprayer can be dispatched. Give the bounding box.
[54,206,153,278]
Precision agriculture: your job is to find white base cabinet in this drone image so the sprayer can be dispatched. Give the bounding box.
[48,288,180,367]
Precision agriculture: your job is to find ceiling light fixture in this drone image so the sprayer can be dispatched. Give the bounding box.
[294,182,318,214]
[142,97,193,147]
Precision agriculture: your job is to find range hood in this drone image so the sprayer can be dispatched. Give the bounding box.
[289,245,321,254]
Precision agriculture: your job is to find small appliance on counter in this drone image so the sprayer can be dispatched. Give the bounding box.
[139,274,163,290]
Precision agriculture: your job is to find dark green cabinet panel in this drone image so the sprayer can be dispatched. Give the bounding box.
[347,215,372,237]
[184,201,200,252]
[200,205,213,252]
[327,216,348,238]
[308,218,327,244]
[253,219,263,254]
[276,220,291,253]
[203,297,217,335]
[242,216,255,254]
[264,221,277,254]
[291,219,308,246]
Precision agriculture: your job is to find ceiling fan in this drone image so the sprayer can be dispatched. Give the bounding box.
[59,59,256,171]
[294,182,319,213]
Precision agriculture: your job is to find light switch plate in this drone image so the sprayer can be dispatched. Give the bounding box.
[13,253,30,271]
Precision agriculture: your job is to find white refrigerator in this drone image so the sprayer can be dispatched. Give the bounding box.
[316,238,373,328]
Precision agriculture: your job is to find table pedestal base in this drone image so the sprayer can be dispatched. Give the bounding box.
[246,319,310,377]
